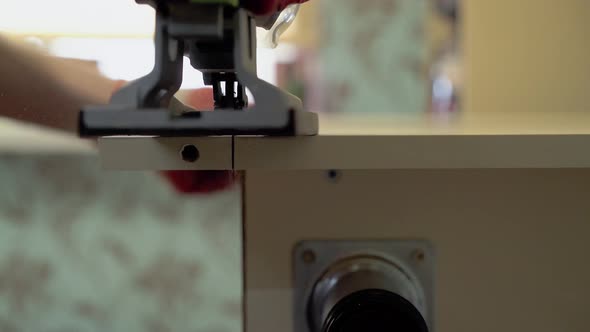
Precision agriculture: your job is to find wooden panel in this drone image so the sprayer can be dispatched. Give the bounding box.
[235,135,590,170]
[98,136,232,170]
[245,169,590,332]
[96,112,590,170]
[100,133,590,171]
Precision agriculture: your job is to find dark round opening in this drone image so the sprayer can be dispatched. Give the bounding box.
[322,289,428,332]
[181,144,200,163]
[327,170,341,182]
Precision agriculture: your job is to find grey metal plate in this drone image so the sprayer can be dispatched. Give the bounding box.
[293,240,435,332]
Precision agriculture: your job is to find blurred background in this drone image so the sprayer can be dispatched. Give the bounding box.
[0,0,461,114]
[0,0,588,331]
[1,0,588,116]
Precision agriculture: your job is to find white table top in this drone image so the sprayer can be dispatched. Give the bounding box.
[96,111,590,170]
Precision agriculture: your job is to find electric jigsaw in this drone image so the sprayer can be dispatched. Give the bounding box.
[79,0,318,137]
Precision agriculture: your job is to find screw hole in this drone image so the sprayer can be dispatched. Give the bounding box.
[181,145,200,163]
[327,170,341,182]
[412,249,425,263]
[302,249,316,264]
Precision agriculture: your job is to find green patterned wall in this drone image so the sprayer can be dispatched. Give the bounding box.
[0,156,241,332]
[320,0,428,114]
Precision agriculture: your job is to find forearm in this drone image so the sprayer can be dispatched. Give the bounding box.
[0,35,116,133]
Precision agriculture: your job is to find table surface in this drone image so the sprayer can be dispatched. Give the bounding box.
[100,112,590,170]
[3,112,590,170]
[316,112,590,135]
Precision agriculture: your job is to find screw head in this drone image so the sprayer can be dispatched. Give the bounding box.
[411,249,426,263]
[302,249,316,264]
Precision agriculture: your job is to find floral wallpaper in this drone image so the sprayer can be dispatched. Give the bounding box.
[320,0,428,114]
[0,155,241,332]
